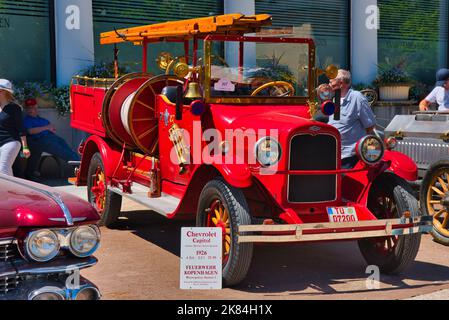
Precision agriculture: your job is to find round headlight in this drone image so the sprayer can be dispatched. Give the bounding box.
[357,135,385,165]
[29,288,65,301]
[25,230,60,262]
[75,287,101,300]
[69,226,100,258]
[255,137,282,167]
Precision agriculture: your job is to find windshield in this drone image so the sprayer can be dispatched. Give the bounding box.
[204,37,313,103]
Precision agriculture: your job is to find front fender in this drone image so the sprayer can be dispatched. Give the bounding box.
[77,136,123,186]
[343,151,416,206]
[211,162,253,188]
[202,155,253,188]
[384,150,418,181]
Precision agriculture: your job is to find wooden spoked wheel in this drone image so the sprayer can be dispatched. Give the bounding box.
[128,75,185,155]
[87,153,122,228]
[197,179,253,286]
[90,167,106,213]
[425,169,449,239]
[358,174,421,274]
[368,193,400,255]
[207,199,232,265]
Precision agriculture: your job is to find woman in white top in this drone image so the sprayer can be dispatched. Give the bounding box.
[419,68,449,112]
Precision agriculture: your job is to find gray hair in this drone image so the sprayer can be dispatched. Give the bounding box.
[336,69,352,85]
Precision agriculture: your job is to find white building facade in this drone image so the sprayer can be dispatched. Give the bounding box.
[0,0,447,87]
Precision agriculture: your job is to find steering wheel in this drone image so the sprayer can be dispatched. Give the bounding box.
[360,89,378,108]
[251,81,295,97]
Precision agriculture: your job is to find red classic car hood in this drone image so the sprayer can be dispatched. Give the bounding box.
[0,175,99,238]
[209,104,331,135]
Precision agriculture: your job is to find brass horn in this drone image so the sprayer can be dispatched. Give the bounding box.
[157,52,174,71]
[317,64,339,80]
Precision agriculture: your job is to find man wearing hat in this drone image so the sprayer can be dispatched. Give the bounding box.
[23,98,79,179]
[419,68,449,111]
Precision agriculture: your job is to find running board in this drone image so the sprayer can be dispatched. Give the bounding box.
[108,183,180,217]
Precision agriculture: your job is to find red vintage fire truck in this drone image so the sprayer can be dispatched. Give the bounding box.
[70,14,432,286]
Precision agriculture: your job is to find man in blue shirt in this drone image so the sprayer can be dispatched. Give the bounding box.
[328,70,377,169]
[23,98,80,179]
[419,68,449,111]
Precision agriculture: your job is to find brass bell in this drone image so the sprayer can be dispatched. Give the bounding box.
[184,82,202,100]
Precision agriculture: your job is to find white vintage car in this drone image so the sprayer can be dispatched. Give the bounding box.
[385,111,449,245]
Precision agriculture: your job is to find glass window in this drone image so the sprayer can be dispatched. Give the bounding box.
[92,0,224,75]
[207,38,310,99]
[378,0,449,85]
[256,0,350,70]
[0,0,51,82]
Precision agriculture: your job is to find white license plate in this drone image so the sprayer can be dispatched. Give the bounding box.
[327,207,358,223]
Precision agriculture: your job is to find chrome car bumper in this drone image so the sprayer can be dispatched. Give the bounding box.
[1,276,100,300]
[0,257,100,300]
[238,216,433,243]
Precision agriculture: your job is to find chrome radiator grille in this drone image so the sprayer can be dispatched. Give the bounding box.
[1,240,20,295]
[288,134,338,203]
[0,243,18,262]
[0,275,20,294]
[396,138,449,170]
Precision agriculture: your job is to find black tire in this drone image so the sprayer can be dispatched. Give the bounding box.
[87,152,122,228]
[197,179,253,287]
[420,160,449,246]
[358,173,422,274]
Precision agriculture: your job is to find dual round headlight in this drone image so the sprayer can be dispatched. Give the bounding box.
[70,226,100,258]
[255,137,282,167]
[356,135,385,165]
[26,230,60,262]
[24,226,100,262]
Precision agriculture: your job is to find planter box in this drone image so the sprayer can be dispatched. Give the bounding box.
[379,86,411,101]
[36,94,56,108]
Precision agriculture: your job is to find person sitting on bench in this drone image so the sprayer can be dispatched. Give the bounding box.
[23,98,80,180]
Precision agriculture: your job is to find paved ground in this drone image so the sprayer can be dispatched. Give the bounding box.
[53,182,449,300]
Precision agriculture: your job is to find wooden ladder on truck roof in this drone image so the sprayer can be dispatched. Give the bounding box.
[100,13,273,45]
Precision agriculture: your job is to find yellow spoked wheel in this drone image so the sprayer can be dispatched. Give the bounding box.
[207,200,232,264]
[91,168,106,212]
[421,161,449,245]
[87,153,122,228]
[197,179,253,287]
[359,174,421,274]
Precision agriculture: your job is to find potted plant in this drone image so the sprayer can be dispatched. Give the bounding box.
[81,61,131,78]
[50,86,71,116]
[373,61,414,101]
[14,82,54,108]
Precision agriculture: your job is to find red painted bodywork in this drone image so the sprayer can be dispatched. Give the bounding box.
[76,135,126,186]
[0,176,100,239]
[71,84,108,137]
[70,35,419,228]
[73,95,418,224]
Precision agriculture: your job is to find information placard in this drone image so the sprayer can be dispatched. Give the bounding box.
[180,227,222,290]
